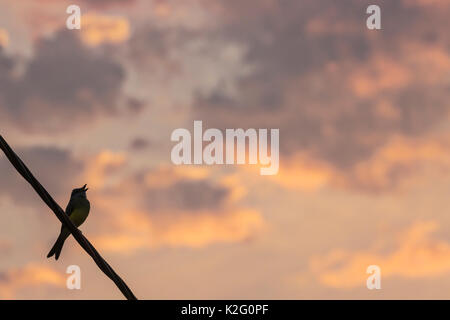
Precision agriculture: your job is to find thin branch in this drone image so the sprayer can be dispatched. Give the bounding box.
[0,135,137,300]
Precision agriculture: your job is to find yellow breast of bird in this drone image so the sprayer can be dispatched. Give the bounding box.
[69,199,90,227]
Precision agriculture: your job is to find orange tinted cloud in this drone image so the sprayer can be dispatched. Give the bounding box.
[93,208,265,251]
[81,14,130,47]
[89,164,265,251]
[154,1,171,18]
[350,55,410,98]
[350,136,450,190]
[154,208,264,248]
[0,263,64,299]
[272,135,450,192]
[83,151,127,189]
[350,44,450,97]
[401,44,450,85]
[309,221,450,288]
[270,153,335,191]
[0,28,9,47]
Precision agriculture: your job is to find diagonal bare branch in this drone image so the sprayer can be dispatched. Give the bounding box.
[0,134,137,300]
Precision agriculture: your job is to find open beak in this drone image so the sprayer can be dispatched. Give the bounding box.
[82,184,88,192]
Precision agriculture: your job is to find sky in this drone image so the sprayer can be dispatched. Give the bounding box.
[1,0,450,299]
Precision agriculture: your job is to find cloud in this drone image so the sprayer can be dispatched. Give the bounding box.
[176,0,450,194]
[10,1,134,42]
[0,145,84,206]
[271,135,450,192]
[144,179,229,212]
[0,49,14,121]
[309,221,450,288]
[93,208,264,251]
[0,30,131,132]
[89,165,222,210]
[270,152,335,191]
[0,28,8,47]
[0,263,64,299]
[116,166,241,213]
[0,239,12,257]
[346,136,450,191]
[143,166,210,188]
[80,0,137,8]
[80,14,130,47]
[82,150,127,189]
[404,0,450,7]
[86,164,265,251]
[128,137,152,151]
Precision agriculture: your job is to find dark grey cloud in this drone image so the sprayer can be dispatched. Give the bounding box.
[143,180,229,212]
[190,0,450,169]
[0,271,9,284]
[129,137,152,151]
[126,24,193,75]
[0,30,132,132]
[0,146,83,207]
[0,48,14,84]
[105,169,232,214]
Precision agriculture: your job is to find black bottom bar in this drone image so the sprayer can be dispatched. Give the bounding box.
[1,300,446,318]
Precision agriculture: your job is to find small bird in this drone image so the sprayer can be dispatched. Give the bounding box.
[47,184,90,260]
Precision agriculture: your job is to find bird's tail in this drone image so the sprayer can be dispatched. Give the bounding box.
[47,233,67,260]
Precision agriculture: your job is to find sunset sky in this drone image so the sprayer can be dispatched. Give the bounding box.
[1,0,450,299]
